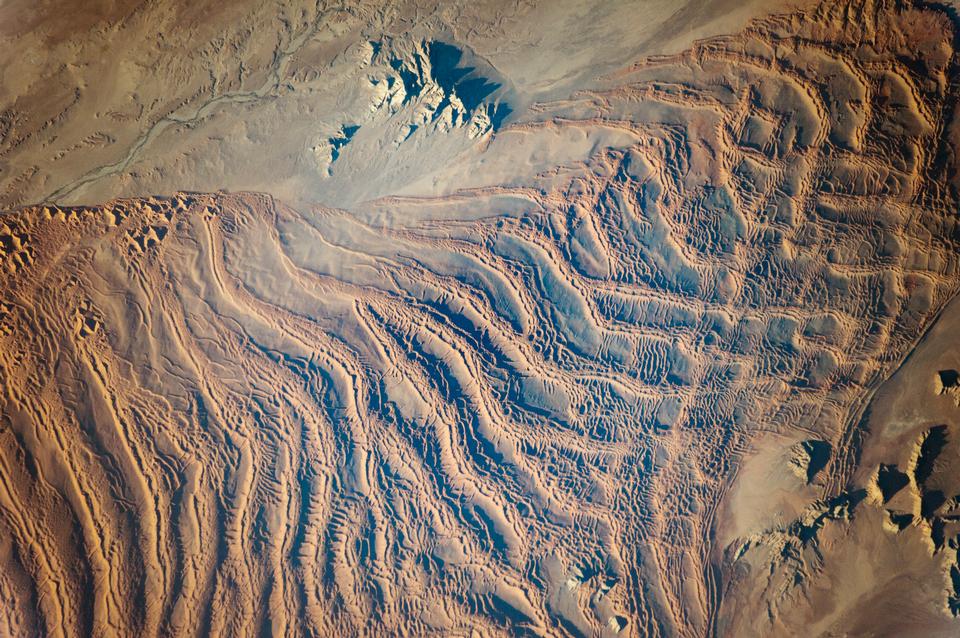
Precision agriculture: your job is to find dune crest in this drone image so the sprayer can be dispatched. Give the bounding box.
[3,0,960,635]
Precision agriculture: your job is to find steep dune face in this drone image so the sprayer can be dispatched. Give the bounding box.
[3,1,960,636]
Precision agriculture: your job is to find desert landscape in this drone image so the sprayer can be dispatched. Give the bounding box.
[3,0,960,636]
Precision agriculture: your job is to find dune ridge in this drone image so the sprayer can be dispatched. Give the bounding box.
[3,0,960,635]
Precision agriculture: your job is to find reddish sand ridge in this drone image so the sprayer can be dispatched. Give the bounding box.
[2,0,960,636]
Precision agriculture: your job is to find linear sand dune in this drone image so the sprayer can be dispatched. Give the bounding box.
[2,0,960,635]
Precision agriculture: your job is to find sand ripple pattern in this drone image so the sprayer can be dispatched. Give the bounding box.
[2,1,960,635]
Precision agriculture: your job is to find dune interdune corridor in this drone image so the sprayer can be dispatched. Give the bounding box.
[4,0,960,635]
